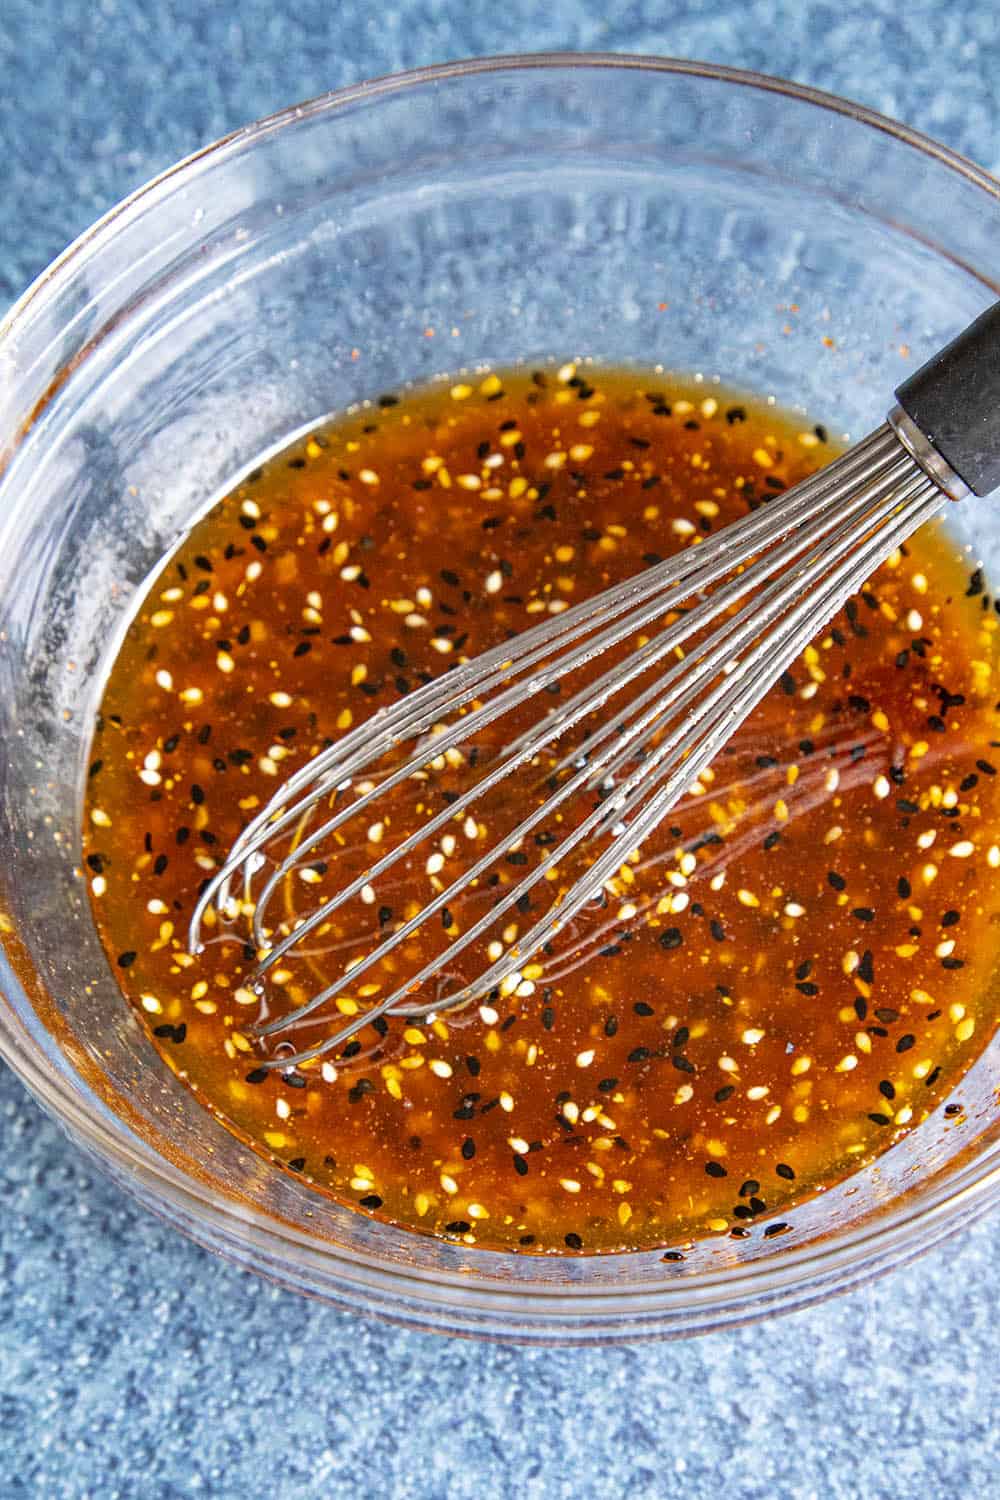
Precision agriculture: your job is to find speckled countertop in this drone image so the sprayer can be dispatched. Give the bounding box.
[1,3,998,1496]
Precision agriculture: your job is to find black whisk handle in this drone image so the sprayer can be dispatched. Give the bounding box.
[895,299,1000,497]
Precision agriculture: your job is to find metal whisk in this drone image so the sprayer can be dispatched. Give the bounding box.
[190,302,1000,1069]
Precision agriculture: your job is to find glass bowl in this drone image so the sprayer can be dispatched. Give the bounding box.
[1,54,999,1344]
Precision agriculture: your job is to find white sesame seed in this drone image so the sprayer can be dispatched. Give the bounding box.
[575,1049,595,1068]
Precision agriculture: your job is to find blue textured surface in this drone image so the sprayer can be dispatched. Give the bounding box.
[2,4,999,1496]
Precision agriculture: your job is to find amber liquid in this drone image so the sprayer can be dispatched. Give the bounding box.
[85,366,1000,1253]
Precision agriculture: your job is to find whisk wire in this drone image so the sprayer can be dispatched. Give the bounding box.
[189,424,946,1068]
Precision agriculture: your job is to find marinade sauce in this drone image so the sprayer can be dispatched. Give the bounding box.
[85,364,1000,1253]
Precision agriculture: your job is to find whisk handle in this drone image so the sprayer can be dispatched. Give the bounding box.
[895,299,1000,497]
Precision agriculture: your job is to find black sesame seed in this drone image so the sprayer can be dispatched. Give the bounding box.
[565,1232,583,1250]
[775,1163,795,1181]
[705,1161,727,1178]
[659,928,683,950]
[153,1023,186,1043]
[896,1033,916,1053]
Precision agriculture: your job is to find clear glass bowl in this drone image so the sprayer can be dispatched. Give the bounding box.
[2,55,999,1344]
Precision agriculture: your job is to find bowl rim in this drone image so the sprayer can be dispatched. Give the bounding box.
[5,50,1000,349]
[2,51,999,1324]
